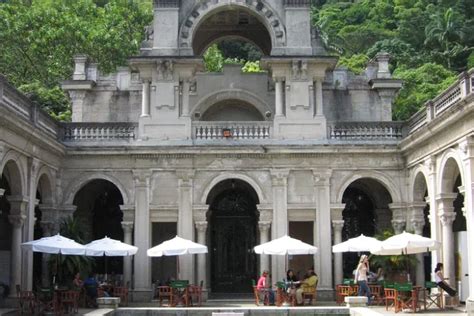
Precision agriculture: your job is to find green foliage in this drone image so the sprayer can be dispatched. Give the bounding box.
[468,52,474,69]
[0,0,152,119]
[51,216,94,286]
[393,63,457,120]
[204,44,263,73]
[19,82,71,121]
[337,54,369,74]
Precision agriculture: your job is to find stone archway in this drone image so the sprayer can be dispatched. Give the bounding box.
[206,178,260,294]
[179,1,286,55]
[73,179,124,275]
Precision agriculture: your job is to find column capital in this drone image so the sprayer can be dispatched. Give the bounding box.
[258,208,273,222]
[391,219,406,234]
[120,204,135,222]
[121,221,134,234]
[410,218,425,235]
[330,203,345,221]
[270,169,290,186]
[193,204,208,222]
[272,76,285,82]
[6,195,29,214]
[424,157,436,175]
[8,214,26,228]
[331,220,345,231]
[258,221,271,232]
[132,170,152,187]
[177,169,195,187]
[195,221,208,233]
[312,169,332,186]
[439,211,456,227]
[436,193,457,213]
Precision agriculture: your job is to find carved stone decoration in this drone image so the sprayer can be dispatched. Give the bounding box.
[439,211,457,227]
[121,221,134,234]
[258,221,271,233]
[157,60,174,81]
[391,219,406,234]
[195,221,208,233]
[8,214,26,228]
[258,209,273,222]
[291,60,308,81]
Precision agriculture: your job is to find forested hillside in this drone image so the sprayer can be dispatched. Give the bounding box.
[0,0,472,121]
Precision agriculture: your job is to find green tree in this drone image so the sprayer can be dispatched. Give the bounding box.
[393,63,457,120]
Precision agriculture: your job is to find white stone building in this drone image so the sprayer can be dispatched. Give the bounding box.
[0,0,473,313]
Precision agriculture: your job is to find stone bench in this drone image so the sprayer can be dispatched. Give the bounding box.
[96,297,120,309]
[344,296,368,307]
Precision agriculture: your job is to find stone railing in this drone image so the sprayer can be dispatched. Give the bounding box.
[193,121,272,140]
[407,69,474,134]
[0,75,60,138]
[61,123,137,141]
[328,121,404,140]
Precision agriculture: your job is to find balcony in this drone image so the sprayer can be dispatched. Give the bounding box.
[61,122,137,142]
[328,121,404,141]
[193,121,272,140]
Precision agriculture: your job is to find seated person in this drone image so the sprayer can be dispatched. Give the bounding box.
[257,270,275,305]
[72,272,84,290]
[434,263,457,297]
[285,269,299,295]
[296,268,318,305]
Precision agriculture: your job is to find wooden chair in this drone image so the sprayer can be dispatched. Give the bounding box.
[368,284,383,305]
[157,286,173,306]
[423,281,444,310]
[251,280,269,306]
[58,290,80,315]
[396,283,418,313]
[336,285,352,305]
[17,290,36,315]
[302,287,317,306]
[113,286,129,306]
[188,280,203,307]
[384,287,398,311]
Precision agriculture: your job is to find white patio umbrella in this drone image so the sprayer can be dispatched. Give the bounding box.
[254,235,318,255]
[147,236,208,279]
[369,231,440,255]
[332,234,382,253]
[254,235,318,275]
[22,233,86,255]
[22,234,86,285]
[84,236,138,280]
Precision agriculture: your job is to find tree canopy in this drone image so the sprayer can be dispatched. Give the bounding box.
[0,0,472,121]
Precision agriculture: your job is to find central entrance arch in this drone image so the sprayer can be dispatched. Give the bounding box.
[206,179,259,294]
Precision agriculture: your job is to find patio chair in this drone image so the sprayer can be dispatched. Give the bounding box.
[251,279,269,306]
[17,290,36,315]
[395,283,417,312]
[157,286,173,306]
[368,284,383,305]
[384,283,398,311]
[113,286,129,306]
[336,285,352,305]
[302,286,317,305]
[423,281,444,310]
[58,290,80,315]
[188,280,203,307]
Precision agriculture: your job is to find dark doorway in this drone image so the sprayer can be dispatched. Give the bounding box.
[207,179,259,293]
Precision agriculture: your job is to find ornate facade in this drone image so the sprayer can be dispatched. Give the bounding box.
[0,0,473,313]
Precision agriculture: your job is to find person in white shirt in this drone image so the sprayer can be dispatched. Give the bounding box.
[354,254,372,304]
[434,263,457,297]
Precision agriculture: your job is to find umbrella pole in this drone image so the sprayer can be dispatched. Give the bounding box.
[177,256,180,280]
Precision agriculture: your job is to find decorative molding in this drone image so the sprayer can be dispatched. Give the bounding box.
[270,169,290,186]
[439,211,456,227]
[156,60,174,81]
[258,221,271,232]
[291,60,308,81]
[195,221,208,233]
[331,220,345,231]
[121,221,134,234]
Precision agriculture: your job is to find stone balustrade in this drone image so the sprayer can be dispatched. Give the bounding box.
[61,122,137,141]
[328,121,403,140]
[193,121,272,140]
[407,69,474,134]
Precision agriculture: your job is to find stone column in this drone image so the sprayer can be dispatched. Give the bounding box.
[425,157,441,272]
[195,221,207,288]
[437,193,457,288]
[40,221,54,287]
[332,219,345,286]
[121,221,134,288]
[177,170,195,282]
[314,78,324,116]
[8,214,26,297]
[258,221,271,274]
[141,80,151,117]
[274,77,284,117]
[411,214,426,287]
[459,137,474,315]
[313,169,333,290]
[132,170,151,300]
[270,169,289,281]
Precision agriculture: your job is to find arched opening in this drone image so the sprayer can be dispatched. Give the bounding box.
[201,99,264,121]
[206,179,259,294]
[340,178,393,278]
[0,160,23,294]
[73,179,124,276]
[193,8,272,56]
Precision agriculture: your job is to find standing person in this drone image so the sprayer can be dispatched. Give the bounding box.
[434,263,457,296]
[355,255,371,305]
[72,272,83,290]
[257,270,275,305]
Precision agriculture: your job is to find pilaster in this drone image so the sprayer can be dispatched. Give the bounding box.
[313,169,332,291]
[195,221,207,290]
[270,169,289,282]
[332,219,345,286]
[258,221,271,275]
[437,193,457,288]
[132,170,152,300]
[410,206,426,287]
[177,169,195,282]
[121,217,134,288]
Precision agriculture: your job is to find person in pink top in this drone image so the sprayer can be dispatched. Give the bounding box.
[257,270,275,305]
